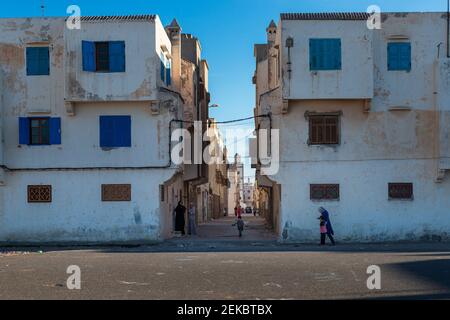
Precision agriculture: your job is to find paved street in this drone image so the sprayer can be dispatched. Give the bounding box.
[1,215,450,300]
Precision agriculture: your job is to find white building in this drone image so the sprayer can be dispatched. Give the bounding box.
[254,12,450,242]
[243,179,254,208]
[0,15,194,243]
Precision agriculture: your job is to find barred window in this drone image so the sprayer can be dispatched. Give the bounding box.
[101,184,131,201]
[28,185,52,203]
[310,184,339,200]
[388,183,413,200]
[309,115,339,145]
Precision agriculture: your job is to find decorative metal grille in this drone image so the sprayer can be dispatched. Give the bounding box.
[310,184,340,200]
[388,183,413,200]
[101,184,131,201]
[309,115,339,145]
[28,185,52,203]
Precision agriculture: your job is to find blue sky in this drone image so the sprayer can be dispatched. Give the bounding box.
[1,0,446,179]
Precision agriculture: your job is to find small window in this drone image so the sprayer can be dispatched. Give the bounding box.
[388,183,413,200]
[388,42,411,71]
[101,184,131,201]
[26,47,50,76]
[160,54,171,86]
[28,185,52,203]
[309,115,339,145]
[82,41,125,73]
[99,115,131,148]
[310,184,340,201]
[95,42,109,72]
[310,39,341,71]
[30,118,50,145]
[19,117,61,146]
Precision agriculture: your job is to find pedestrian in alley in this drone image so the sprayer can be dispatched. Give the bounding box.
[174,201,186,236]
[237,215,245,237]
[234,206,238,217]
[318,207,336,245]
[188,203,197,236]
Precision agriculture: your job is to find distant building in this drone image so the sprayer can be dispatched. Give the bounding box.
[243,179,254,208]
[227,154,244,214]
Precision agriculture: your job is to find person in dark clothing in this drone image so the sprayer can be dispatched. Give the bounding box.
[319,216,327,245]
[318,207,335,245]
[174,201,186,235]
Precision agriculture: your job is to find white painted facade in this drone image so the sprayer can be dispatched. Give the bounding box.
[254,12,450,242]
[0,16,183,243]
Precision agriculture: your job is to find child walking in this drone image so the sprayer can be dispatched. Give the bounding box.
[319,216,327,245]
[237,216,244,237]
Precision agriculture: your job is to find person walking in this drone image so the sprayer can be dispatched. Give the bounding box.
[174,201,186,236]
[234,206,238,217]
[318,207,335,245]
[237,216,245,237]
[188,203,197,236]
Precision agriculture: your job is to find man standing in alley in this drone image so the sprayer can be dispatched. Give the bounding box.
[188,203,197,236]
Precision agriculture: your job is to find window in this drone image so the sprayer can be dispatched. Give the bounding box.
[26,47,50,76]
[309,39,341,71]
[160,53,171,86]
[95,42,109,71]
[388,42,411,71]
[28,185,52,203]
[101,184,131,201]
[19,117,61,145]
[99,115,131,148]
[309,115,339,145]
[388,183,413,200]
[310,184,340,200]
[82,41,125,73]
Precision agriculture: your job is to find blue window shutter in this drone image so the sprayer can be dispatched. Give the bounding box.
[26,47,49,76]
[115,116,131,147]
[82,41,96,72]
[49,117,61,145]
[160,60,165,81]
[39,47,50,75]
[100,116,113,147]
[109,41,126,72]
[166,66,171,85]
[310,39,341,70]
[100,116,131,147]
[388,42,411,71]
[19,117,30,145]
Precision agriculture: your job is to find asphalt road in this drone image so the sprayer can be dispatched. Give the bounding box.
[1,242,450,300]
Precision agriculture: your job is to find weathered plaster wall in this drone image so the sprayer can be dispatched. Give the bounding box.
[280,19,373,99]
[0,169,173,242]
[271,101,450,242]
[0,18,64,115]
[64,18,171,102]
